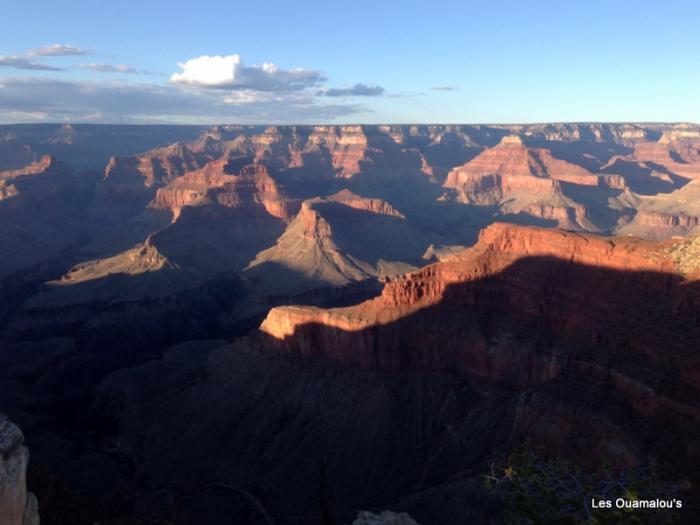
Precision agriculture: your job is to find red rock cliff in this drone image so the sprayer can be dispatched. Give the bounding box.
[259,223,700,466]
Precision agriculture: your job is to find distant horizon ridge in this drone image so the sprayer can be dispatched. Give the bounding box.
[1,121,699,127]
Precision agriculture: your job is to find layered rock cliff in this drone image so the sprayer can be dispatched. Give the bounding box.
[442,135,623,230]
[75,222,700,524]
[626,135,700,179]
[261,223,678,346]
[0,156,72,211]
[325,189,405,218]
[150,159,290,221]
[260,223,700,470]
[104,142,211,189]
[3,123,700,523]
[0,155,97,278]
[618,179,700,238]
[245,192,421,292]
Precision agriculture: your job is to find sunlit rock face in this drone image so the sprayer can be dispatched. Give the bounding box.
[260,223,700,471]
[150,159,290,220]
[443,135,615,230]
[261,223,678,344]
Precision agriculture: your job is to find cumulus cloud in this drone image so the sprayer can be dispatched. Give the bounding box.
[0,76,364,124]
[170,54,324,91]
[431,85,460,91]
[0,56,64,71]
[27,44,89,57]
[320,83,385,97]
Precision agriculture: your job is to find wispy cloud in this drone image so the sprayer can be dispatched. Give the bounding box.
[77,63,159,75]
[170,54,325,91]
[0,56,64,71]
[0,43,90,71]
[0,50,379,123]
[0,77,365,124]
[320,83,385,97]
[78,63,135,73]
[27,44,89,57]
[431,85,460,91]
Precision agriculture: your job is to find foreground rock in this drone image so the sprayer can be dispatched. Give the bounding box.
[352,510,420,525]
[0,414,39,525]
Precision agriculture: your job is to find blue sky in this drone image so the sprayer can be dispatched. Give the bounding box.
[0,0,698,124]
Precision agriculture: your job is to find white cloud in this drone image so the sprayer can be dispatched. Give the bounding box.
[170,54,324,91]
[171,54,241,87]
[27,44,89,57]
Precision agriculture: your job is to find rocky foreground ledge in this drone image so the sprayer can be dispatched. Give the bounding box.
[0,414,39,525]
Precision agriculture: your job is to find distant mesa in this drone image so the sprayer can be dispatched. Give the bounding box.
[245,191,420,292]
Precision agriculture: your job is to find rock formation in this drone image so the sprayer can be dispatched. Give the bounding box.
[72,222,700,524]
[325,189,406,218]
[104,142,211,189]
[617,178,700,239]
[246,192,424,292]
[306,125,368,177]
[0,156,72,212]
[0,415,39,525]
[261,223,679,345]
[150,159,290,221]
[444,134,595,184]
[352,510,420,525]
[2,123,700,523]
[628,134,700,179]
[442,135,626,229]
[260,223,700,472]
[0,155,97,278]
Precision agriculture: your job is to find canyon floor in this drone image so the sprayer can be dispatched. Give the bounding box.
[1,123,700,524]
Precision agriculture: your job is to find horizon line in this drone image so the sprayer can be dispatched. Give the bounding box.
[1,120,699,127]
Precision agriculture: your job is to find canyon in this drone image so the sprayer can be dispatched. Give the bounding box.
[0,123,699,523]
